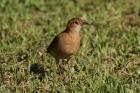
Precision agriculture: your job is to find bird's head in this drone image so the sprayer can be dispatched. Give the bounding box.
[66,18,89,32]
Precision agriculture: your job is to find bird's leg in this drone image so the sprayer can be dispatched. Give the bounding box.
[66,58,72,81]
[55,58,59,67]
[66,58,70,71]
[52,58,59,91]
[55,58,61,74]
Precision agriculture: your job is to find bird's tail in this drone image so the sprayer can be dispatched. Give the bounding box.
[46,47,50,53]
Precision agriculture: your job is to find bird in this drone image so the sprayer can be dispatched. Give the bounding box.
[47,18,89,69]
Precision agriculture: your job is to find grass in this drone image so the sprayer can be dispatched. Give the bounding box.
[0,0,140,93]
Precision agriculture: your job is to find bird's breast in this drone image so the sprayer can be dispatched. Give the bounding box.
[58,32,80,56]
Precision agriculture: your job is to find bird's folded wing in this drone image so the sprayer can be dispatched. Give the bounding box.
[47,36,59,53]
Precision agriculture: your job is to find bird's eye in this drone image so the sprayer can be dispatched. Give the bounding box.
[74,21,78,24]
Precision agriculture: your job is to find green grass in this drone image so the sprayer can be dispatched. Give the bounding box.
[0,0,140,93]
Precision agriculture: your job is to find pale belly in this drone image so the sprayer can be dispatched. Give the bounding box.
[57,41,80,59]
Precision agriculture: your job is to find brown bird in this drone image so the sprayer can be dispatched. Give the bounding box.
[47,18,89,68]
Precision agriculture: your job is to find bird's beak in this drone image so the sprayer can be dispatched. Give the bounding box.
[82,21,90,25]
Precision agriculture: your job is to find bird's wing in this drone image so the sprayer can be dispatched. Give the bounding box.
[47,36,59,53]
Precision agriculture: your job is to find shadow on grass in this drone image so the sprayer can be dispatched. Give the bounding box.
[30,63,45,81]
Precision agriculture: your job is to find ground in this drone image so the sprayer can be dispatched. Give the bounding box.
[0,0,140,93]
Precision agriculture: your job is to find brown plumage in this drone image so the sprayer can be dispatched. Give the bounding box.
[47,18,89,65]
